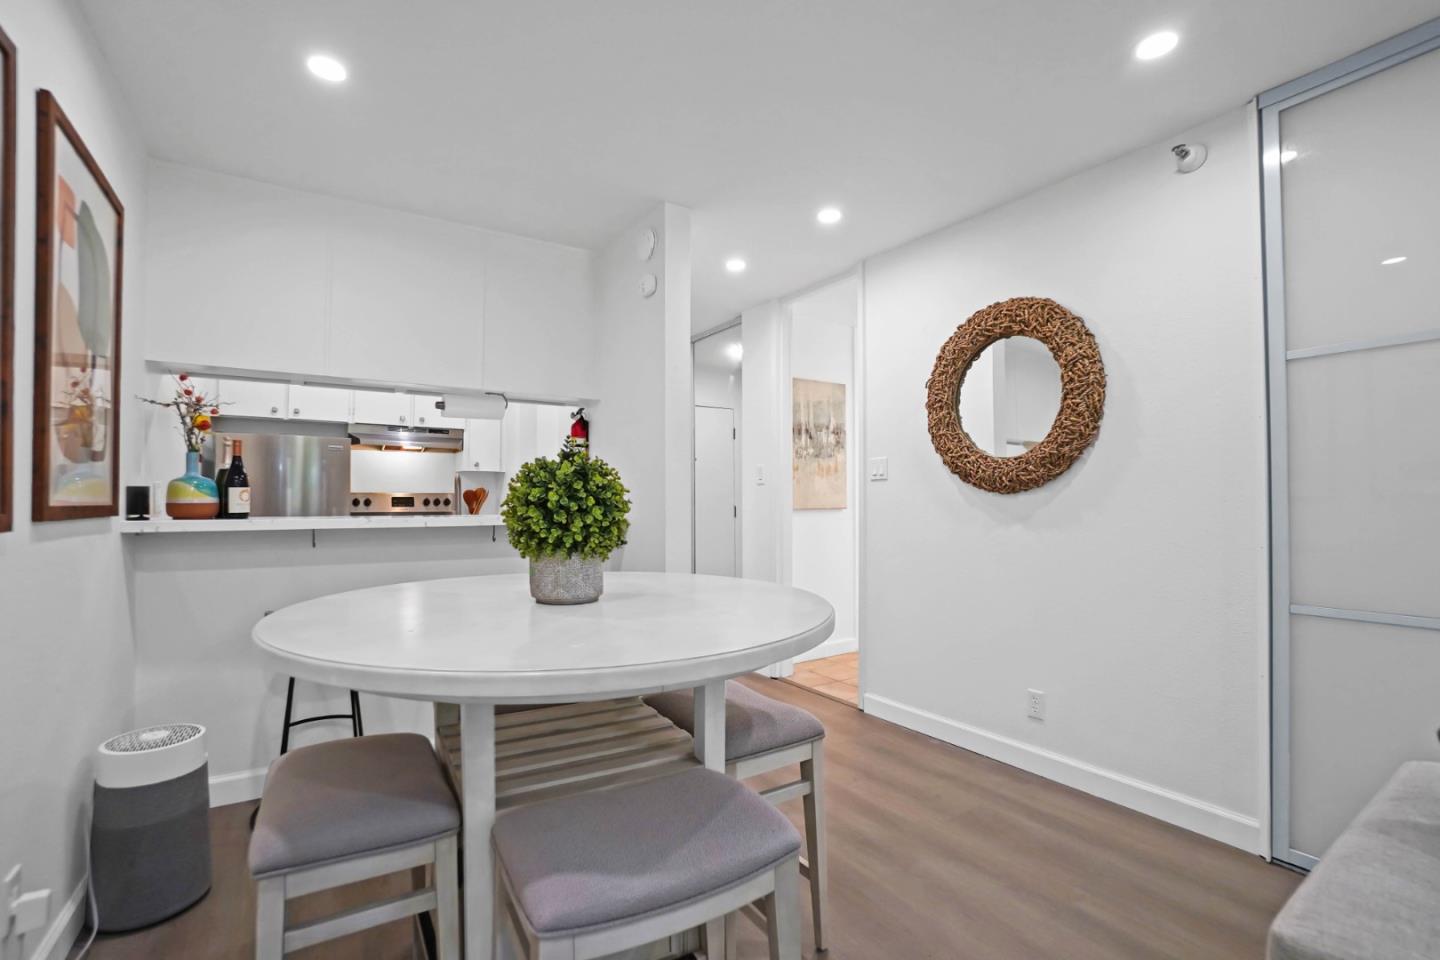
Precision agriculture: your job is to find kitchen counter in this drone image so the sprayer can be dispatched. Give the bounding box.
[117,514,504,534]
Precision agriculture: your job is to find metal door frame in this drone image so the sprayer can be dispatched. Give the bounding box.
[1263,16,1440,869]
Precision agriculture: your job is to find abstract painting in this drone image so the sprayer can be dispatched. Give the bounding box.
[793,377,846,510]
[32,90,124,521]
[0,26,13,532]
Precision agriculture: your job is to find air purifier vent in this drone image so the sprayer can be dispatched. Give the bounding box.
[102,723,204,754]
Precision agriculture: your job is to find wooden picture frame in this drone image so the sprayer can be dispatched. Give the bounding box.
[31,89,125,521]
[926,296,1105,494]
[0,25,15,532]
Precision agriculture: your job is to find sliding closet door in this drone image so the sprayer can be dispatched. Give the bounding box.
[1266,26,1440,867]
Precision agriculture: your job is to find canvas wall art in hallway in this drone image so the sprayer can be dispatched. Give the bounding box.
[793,377,846,510]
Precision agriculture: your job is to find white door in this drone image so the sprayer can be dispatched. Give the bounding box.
[694,406,737,576]
[214,379,287,419]
[1266,35,1440,867]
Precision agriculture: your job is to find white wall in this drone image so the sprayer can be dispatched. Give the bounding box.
[788,279,858,653]
[0,2,149,956]
[861,106,1269,851]
[740,301,784,583]
[144,161,595,400]
[126,529,525,804]
[592,204,692,571]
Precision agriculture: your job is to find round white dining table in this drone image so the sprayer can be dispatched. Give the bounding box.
[254,572,835,958]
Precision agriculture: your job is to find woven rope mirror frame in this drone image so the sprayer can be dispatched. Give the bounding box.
[925,296,1105,494]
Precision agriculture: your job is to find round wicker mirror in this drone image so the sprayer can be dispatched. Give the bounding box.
[925,296,1105,494]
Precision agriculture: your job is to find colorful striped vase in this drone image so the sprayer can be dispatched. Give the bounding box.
[166,450,220,520]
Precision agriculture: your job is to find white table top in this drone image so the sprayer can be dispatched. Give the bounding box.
[253,572,835,701]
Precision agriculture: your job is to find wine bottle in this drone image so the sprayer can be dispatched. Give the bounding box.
[224,439,251,519]
[215,437,233,519]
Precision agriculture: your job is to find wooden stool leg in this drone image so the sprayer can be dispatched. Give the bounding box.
[801,741,829,951]
[765,858,801,960]
[254,876,286,960]
[434,836,461,960]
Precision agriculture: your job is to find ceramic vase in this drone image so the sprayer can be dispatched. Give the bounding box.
[529,554,604,605]
[166,450,220,520]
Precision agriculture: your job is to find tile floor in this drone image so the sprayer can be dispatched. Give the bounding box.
[784,651,860,706]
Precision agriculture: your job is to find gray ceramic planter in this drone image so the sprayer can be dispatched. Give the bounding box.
[529,554,604,605]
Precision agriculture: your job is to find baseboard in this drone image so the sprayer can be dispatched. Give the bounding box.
[793,635,858,663]
[209,766,266,807]
[32,875,87,960]
[863,693,1262,854]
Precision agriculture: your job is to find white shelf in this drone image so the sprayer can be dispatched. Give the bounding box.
[117,514,505,534]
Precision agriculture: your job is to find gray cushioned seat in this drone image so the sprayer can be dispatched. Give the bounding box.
[644,681,824,761]
[1269,761,1440,960]
[492,767,801,936]
[249,733,460,878]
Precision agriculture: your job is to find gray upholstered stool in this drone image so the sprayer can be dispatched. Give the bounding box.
[645,681,830,950]
[492,766,803,960]
[248,733,461,959]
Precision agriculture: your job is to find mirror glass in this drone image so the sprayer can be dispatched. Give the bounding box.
[957,336,1062,457]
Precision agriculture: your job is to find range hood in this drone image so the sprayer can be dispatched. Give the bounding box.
[347,423,465,451]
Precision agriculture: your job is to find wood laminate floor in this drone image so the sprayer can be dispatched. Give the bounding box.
[74,676,1299,959]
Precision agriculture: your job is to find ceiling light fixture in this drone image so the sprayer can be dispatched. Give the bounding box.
[306,53,348,83]
[1280,149,1298,163]
[1134,30,1179,61]
[816,206,843,225]
[725,257,747,274]
[1381,256,1407,265]
[726,343,744,363]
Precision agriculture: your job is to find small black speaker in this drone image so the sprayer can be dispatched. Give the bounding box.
[125,485,151,520]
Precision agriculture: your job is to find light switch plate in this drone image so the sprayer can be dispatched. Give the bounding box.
[868,457,889,481]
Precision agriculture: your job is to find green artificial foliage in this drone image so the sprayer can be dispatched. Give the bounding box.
[501,440,631,561]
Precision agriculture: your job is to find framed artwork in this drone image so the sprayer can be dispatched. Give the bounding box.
[32,90,124,521]
[0,25,14,532]
[792,377,847,510]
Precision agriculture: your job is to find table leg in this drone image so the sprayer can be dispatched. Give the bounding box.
[693,678,727,772]
[460,702,496,959]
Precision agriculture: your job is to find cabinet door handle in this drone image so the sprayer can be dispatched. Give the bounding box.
[399,415,407,424]
[293,408,301,416]
[270,406,279,415]
[418,416,427,424]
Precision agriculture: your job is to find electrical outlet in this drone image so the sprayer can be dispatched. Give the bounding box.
[11,890,49,936]
[1027,689,1046,721]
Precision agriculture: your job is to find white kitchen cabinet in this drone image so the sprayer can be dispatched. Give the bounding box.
[413,395,466,430]
[501,402,572,472]
[287,385,353,423]
[145,164,330,374]
[352,390,413,426]
[461,419,503,472]
[327,204,485,388]
[215,379,288,418]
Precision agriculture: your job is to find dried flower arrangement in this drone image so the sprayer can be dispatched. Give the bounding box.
[138,374,224,452]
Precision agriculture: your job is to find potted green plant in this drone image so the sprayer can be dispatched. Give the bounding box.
[501,440,631,604]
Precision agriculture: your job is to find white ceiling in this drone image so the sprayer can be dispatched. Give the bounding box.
[80,1,1440,332]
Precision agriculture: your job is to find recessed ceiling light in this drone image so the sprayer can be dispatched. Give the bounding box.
[725,257,747,274]
[816,206,843,226]
[725,342,744,363]
[1134,30,1179,61]
[306,54,348,83]
[1381,256,1407,265]
[1279,149,1297,163]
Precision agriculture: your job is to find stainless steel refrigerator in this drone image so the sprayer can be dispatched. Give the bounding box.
[203,432,352,517]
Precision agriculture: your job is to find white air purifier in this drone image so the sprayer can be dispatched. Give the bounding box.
[91,723,212,931]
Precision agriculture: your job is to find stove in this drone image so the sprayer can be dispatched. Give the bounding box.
[349,491,456,515]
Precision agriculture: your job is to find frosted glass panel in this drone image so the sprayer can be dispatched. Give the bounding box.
[1280,47,1440,353]
[1287,340,1440,617]
[1290,616,1440,857]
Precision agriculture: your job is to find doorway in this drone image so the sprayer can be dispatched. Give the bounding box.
[692,324,743,576]
[1263,22,1440,868]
